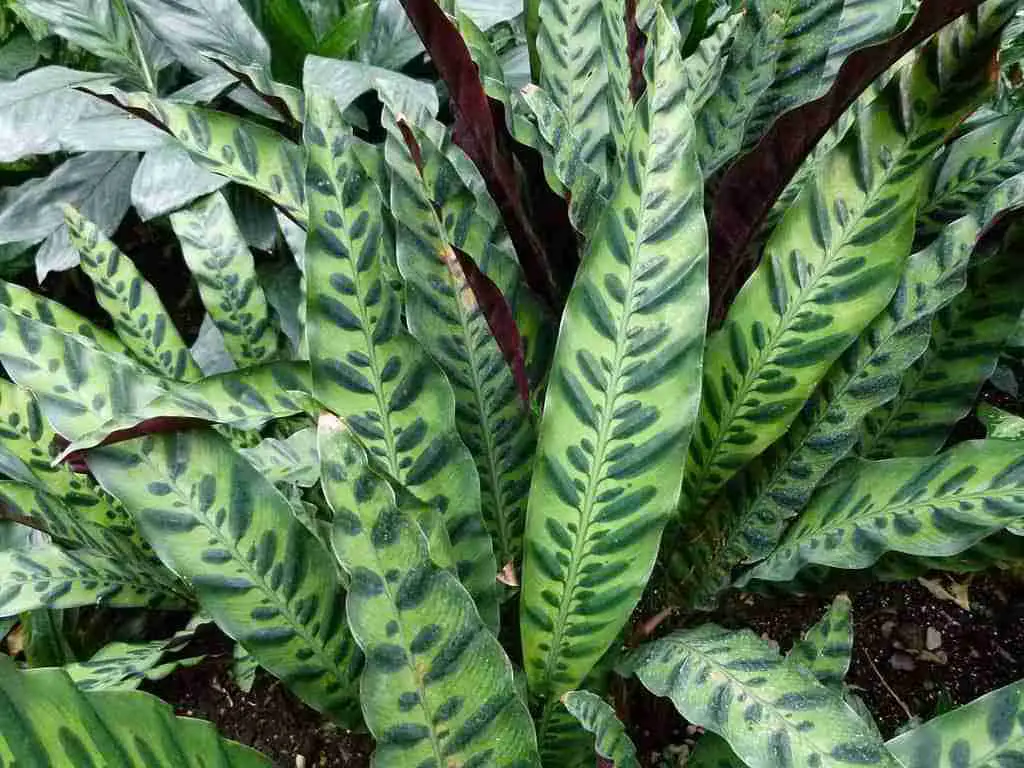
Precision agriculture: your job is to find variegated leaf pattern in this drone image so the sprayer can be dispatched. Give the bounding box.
[619,625,896,768]
[748,439,1024,583]
[917,110,1024,241]
[859,226,1024,459]
[873,529,1024,580]
[535,0,626,182]
[86,430,363,726]
[65,623,202,692]
[0,655,270,767]
[0,279,126,356]
[521,10,708,699]
[241,427,319,487]
[786,594,853,688]
[381,105,537,569]
[682,18,998,520]
[303,91,499,629]
[317,416,541,768]
[62,362,317,456]
[679,12,743,115]
[821,1,905,83]
[671,215,979,605]
[980,404,1024,440]
[0,543,190,616]
[562,690,640,768]
[170,192,280,367]
[65,206,202,382]
[886,678,1024,768]
[0,306,168,441]
[537,702,605,768]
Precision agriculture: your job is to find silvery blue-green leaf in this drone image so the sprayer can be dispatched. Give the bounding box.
[241,427,318,486]
[57,113,172,152]
[0,66,117,163]
[0,32,50,81]
[0,654,271,766]
[276,209,306,271]
[126,0,271,76]
[562,690,640,768]
[66,206,203,381]
[131,146,228,221]
[190,314,237,375]
[303,54,438,115]
[362,0,422,68]
[886,678,1024,768]
[786,594,853,688]
[224,185,279,251]
[87,429,363,725]
[979,404,1024,440]
[621,625,896,768]
[171,191,279,366]
[259,258,305,357]
[748,439,1024,583]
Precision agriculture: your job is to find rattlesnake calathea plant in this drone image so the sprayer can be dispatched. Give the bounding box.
[4,0,1024,766]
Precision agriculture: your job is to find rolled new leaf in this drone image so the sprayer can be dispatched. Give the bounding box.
[786,594,853,688]
[520,10,708,699]
[748,439,1024,583]
[0,655,269,766]
[302,88,499,629]
[620,625,897,768]
[562,690,640,768]
[317,415,541,767]
[86,429,363,725]
[65,206,202,381]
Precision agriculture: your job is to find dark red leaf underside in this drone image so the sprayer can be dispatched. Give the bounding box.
[708,0,985,322]
[398,0,568,311]
[626,0,646,103]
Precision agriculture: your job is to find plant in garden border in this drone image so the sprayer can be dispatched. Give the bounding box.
[2,0,1024,767]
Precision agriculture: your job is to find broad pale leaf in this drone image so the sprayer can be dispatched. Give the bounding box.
[170,192,279,366]
[0,655,270,766]
[520,10,708,699]
[683,18,996,520]
[303,91,499,629]
[860,226,1024,458]
[886,678,1024,768]
[317,416,541,767]
[672,214,981,605]
[0,543,190,615]
[562,690,640,768]
[748,439,1024,583]
[66,207,202,381]
[787,594,853,688]
[381,104,537,568]
[131,146,227,221]
[241,427,318,486]
[302,54,438,115]
[620,625,897,768]
[87,429,363,725]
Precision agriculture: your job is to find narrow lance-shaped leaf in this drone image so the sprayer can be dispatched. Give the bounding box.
[303,90,499,629]
[682,14,999,521]
[786,594,853,688]
[86,429,363,725]
[859,223,1024,458]
[0,543,191,616]
[520,10,709,699]
[65,622,203,691]
[382,105,537,569]
[317,415,541,767]
[65,206,202,382]
[671,214,981,605]
[562,690,641,768]
[677,11,743,116]
[620,625,896,768]
[170,191,280,367]
[0,279,126,354]
[886,677,1024,768]
[747,439,1024,584]
[0,655,270,766]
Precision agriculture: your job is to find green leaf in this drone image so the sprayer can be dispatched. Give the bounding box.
[747,439,1024,583]
[315,2,372,58]
[0,280,125,354]
[170,191,280,367]
[381,103,537,569]
[886,678,1024,768]
[520,10,708,699]
[303,90,499,630]
[860,225,1024,458]
[671,213,981,606]
[131,146,228,221]
[0,543,191,615]
[678,11,742,115]
[620,624,895,768]
[786,594,853,688]
[683,20,995,520]
[66,206,203,382]
[62,361,316,456]
[918,110,1024,242]
[562,690,640,768]
[240,426,318,486]
[873,529,1024,580]
[0,654,270,766]
[979,404,1024,440]
[688,734,746,768]
[65,622,202,691]
[231,642,259,693]
[86,429,363,725]
[317,415,541,767]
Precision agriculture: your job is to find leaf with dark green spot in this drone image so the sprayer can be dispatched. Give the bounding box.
[786,595,853,689]
[562,690,640,768]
